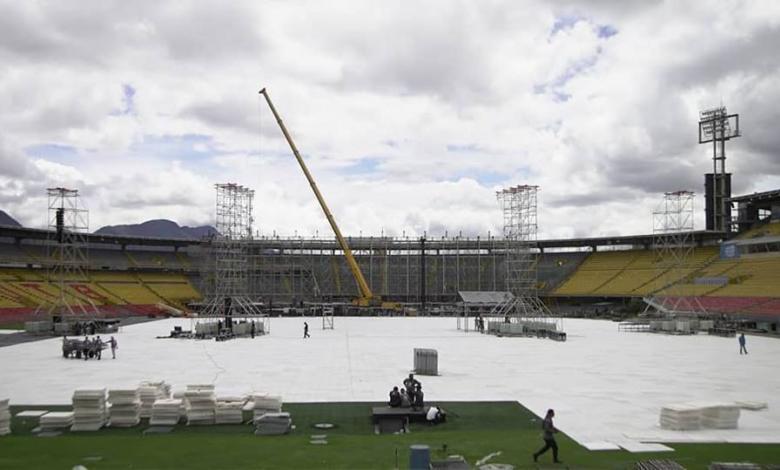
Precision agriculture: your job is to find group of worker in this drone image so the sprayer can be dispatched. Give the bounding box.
[388,373,425,409]
[73,335,118,360]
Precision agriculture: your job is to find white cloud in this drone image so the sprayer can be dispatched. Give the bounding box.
[0,0,778,238]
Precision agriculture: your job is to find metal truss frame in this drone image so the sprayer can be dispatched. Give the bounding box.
[645,190,708,315]
[35,187,98,319]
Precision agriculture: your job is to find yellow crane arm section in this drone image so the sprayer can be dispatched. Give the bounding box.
[259,88,374,302]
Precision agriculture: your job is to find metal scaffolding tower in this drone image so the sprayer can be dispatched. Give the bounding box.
[486,185,561,331]
[699,106,740,232]
[644,190,707,315]
[199,183,268,333]
[36,187,98,318]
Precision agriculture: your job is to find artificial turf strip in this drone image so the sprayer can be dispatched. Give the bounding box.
[0,401,778,469]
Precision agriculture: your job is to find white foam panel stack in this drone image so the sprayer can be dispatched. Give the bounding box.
[659,403,702,430]
[701,404,741,429]
[71,388,107,432]
[138,381,170,418]
[215,397,245,424]
[252,394,282,422]
[660,402,742,430]
[173,391,187,419]
[149,398,183,426]
[108,389,140,427]
[185,385,216,425]
[254,412,292,435]
[40,412,74,431]
[0,399,10,435]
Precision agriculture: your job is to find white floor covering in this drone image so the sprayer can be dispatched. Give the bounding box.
[1,317,778,451]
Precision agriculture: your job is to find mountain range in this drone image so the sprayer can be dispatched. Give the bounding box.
[94,219,218,239]
[0,210,216,239]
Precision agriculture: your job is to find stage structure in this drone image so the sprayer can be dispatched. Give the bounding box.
[34,187,98,319]
[644,190,708,315]
[199,183,268,336]
[472,185,562,336]
[699,106,740,232]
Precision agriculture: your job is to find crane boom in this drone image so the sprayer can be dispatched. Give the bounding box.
[259,88,375,304]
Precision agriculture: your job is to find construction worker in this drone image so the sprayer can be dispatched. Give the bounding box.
[533,409,561,464]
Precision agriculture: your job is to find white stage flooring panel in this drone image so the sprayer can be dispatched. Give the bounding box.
[0,318,779,447]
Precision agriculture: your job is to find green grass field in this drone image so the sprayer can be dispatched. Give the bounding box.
[0,402,777,469]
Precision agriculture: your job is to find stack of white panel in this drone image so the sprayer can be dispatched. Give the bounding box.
[138,381,170,418]
[71,388,107,431]
[254,412,292,435]
[39,412,74,431]
[0,399,10,435]
[215,396,245,424]
[185,385,216,425]
[149,398,182,426]
[252,394,282,422]
[701,404,741,429]
[172,391,187,419]
[107,389,140,427]
[735,401,768,411]
[659,403,702,430]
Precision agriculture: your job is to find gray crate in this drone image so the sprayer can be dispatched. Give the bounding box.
[414,348,438,376]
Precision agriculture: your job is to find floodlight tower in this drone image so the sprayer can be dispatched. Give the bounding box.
[698,106,740,232]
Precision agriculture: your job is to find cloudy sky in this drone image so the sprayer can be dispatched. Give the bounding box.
[1,0,779,239]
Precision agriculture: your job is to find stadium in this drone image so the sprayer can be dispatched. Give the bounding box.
[3,188,780,328]
[2,2,780,469]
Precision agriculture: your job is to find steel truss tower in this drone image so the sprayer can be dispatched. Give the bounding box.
[488,185,560,329]
[645,190,707,315]
[200,183,268,332]
[36,187,98,318]
[699,106,740,232]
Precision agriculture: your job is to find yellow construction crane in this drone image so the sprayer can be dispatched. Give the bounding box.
[259,88,394,309]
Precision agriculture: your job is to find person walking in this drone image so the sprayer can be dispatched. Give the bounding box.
[533,409,561,464]
[303,321,310,339]
[739,333,748,355]
[109,336,117,359]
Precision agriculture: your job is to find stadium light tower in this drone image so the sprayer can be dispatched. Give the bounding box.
[698,106,740,232]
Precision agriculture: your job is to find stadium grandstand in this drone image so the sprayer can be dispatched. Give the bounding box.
[0,227,202,324]
[1,188,779,330]
[0,200,778,332]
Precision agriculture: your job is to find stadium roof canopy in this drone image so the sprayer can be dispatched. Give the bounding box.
[0,225,198,248]
[728,188,780,207]
[0,225,728,251]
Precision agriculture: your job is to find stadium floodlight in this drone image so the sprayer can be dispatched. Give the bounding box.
[699,105,740,232]
[698,106,740,144]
